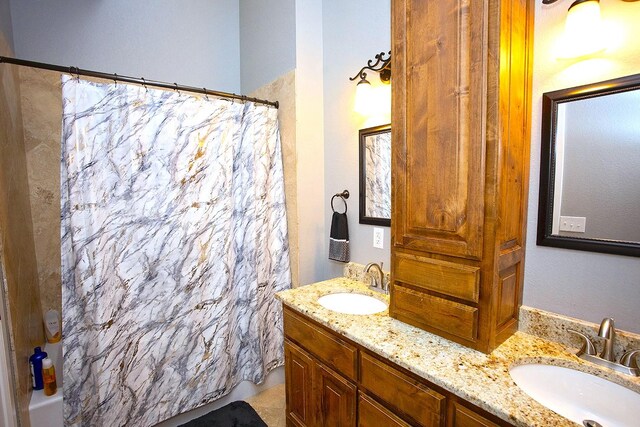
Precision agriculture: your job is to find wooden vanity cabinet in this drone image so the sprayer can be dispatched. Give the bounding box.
[283,308,514,427]
[390,0,535,353]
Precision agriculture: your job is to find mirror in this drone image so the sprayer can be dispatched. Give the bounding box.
[359,124,391,226]
[538,73,640,257]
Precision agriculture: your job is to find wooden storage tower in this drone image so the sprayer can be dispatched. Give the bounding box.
[390,0,535,353]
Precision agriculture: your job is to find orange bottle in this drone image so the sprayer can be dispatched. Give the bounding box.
[42,357,57,396]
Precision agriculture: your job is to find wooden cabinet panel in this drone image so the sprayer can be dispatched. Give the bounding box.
[284,308,357,380]
[285,340,315,427]
[360,352,445,426]
[448,401,500,427]
[394,252,480,302]
[315,363,356,427]
[283,310,516,427]
[390,0,535,353]
[393,285,478,342]
[392,0,487,259]
[358,392,411,427]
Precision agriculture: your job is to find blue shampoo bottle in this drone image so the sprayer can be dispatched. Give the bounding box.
[29,347,47,390]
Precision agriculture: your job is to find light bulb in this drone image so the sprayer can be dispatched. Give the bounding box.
[558,0,606,58]
[354,79,375,115]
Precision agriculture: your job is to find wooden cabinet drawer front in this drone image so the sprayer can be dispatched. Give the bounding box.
[395,252,480,302]
[450,402,500,427]
[359,352,445,427]
[284,309,357,380]
[393,285,478,341]
[358,392,411,427]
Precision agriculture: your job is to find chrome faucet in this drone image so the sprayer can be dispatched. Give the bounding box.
[598,318,616,362]
[568,317,639,376]
[364,262,387,293]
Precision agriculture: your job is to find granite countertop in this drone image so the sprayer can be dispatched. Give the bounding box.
[276,278,640,427]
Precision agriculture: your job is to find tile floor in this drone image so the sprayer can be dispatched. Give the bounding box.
[246,383,286,427]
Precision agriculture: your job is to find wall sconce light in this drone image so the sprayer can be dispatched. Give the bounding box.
[544,0,640,58]
[350,51,391,116]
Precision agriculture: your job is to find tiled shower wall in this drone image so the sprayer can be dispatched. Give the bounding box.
[0,32,44,427]
[19,67,62,315]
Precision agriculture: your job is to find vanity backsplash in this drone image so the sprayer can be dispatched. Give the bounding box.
[343,261,390,285]
[520,306,640,361]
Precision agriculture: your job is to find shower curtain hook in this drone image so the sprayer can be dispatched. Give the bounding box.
[203,88,209,101]
[69,66,80,81]
[113,73,118,86]
[174,83,180,95]
[141,77,148,92]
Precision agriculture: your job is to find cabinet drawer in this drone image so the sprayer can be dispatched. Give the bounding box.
[393,285,478,341]
[284,308,357,380]
[395,252,480,302]
[358,392,411,427]
[450,401,500,427]
[359,352,445,427]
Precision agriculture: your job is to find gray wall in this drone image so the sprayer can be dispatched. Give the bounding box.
[9,0,241,92]
[239,0,296,93]
[322,0,391,278]
[559,91,640,241]
[524,1,640,333]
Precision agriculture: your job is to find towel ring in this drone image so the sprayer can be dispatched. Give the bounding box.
[331,190,349,214]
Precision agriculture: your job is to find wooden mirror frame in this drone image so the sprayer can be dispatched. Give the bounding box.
[537,73,640,257]
[359,124,391,227]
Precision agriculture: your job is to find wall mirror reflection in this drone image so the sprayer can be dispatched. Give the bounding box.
[359,124,391,226]
[538,73,640,257]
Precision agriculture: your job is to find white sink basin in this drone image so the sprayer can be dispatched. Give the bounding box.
[317,292,387,315]
[510,363,640,427]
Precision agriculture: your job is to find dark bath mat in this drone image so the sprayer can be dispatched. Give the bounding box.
[178,401,267,427]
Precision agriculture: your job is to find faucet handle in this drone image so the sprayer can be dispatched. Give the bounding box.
[568,329,597,356]
[620,350,640,370]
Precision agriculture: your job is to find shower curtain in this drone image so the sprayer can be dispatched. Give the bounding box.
[61,76,291,427]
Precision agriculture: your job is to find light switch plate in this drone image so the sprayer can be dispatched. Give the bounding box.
[559,216,586,233]
[373,227,384,249]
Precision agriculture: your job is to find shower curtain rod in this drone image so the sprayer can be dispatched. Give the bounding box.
[0,56,279,108]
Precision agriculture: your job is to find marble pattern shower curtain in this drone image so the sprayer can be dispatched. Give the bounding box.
[60,76,291,426]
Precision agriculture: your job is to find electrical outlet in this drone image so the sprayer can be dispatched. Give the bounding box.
[373,228,384,249]
[559,216,586,233]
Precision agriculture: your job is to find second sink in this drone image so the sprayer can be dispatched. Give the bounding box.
[317,292,387,315]
[510,363,640,427]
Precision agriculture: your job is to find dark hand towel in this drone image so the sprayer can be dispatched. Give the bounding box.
[329,212,350,262]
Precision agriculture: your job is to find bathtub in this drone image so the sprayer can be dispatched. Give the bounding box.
[28,341,63,427]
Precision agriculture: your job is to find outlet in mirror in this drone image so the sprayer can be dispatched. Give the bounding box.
[538,73,640,257]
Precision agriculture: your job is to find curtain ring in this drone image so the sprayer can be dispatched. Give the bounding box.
[331,195,348,214]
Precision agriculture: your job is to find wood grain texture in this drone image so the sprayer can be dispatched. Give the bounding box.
[393,285,478,342]
[283,309,516,427]
[390,0,535,353]
[448,402,499,427]
[285,340,315,427]
[446,397,513,427]
[284,308,357,380]
[315,363,356,427]
[395,252,480,302]
[392,0,487,260]
[360,352,445,427]
[358,392,412,427]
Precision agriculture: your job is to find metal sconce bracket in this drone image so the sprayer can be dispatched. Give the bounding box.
[349,51,391,84]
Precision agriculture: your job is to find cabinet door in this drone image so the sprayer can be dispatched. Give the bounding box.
[358,392,411,427]
[392,0,488,259]
[448,401,502,427]
[315,362,356,427]
[285,341,315,427]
